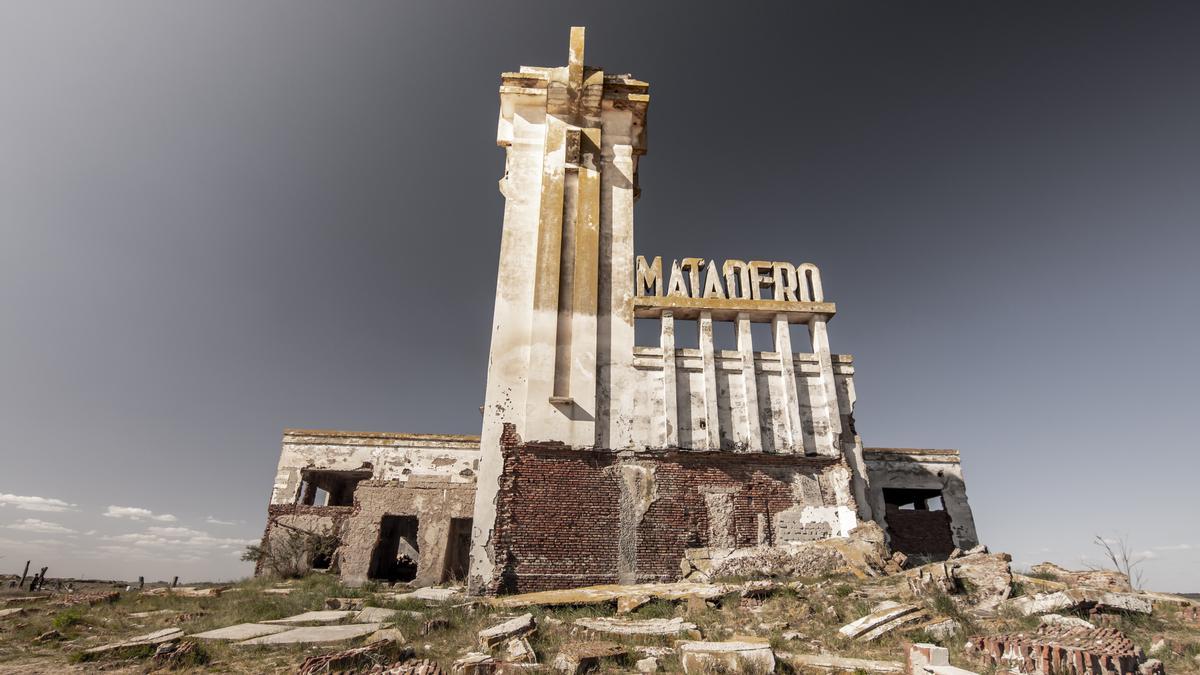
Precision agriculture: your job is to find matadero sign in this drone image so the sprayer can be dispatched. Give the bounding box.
[633,255,835,322]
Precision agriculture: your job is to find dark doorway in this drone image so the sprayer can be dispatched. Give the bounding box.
[368,515,419,582]
[442,518,472,583]
[882,488,955,558]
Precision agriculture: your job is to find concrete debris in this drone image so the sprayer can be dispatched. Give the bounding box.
[128,609,175,619]
[33,629,62,643]
[617,594,651,614]
[478,613,535,649]
[574,616,699,637]
[682,521,892,582]
[908,643,980,675]
[778,651,903,673]
[1029,562,1132,592]
[969,625,1144,675]
[451,652,494,675]
[368,628,407,644]
[356,606,403,623]
[152,640,201,668]
[1039,613,1095,630]
[839,604,927,641]
[422,617,450,634]
[190,623,291,641]
[387,587,463,604]
[919,618,961,640]
[326,597,366,610]
[238,622,382,645]
[2,596,46,605]
[0,608,26,619]
[1007,589,1152,616]
[83,627,185,656]
[551,641,629,674]
[263,609,358,624]
[53,591,120,607]
[635,656,659,673]
[502,636,537,664]
[905,553,1013,612]
[678,640,776,674]
[489,581,732,610]
[297,640,414,675]
[1138,659,1165,675]
[263,587,294,595]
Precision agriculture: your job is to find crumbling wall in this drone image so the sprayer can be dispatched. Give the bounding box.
[488,442,859,594]
[269,430,480,506]
[255,504,354,576]
[338,479,475,587]
[863,448,978,555]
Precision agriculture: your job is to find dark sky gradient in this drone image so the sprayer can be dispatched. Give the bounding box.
[2,2,1197,587]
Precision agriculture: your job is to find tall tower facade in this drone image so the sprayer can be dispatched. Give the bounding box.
[470,28,872,594]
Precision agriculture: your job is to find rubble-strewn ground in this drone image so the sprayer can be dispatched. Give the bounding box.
[1,557,1197,674]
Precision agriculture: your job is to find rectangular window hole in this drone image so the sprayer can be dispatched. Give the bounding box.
[672,319,699,349]
[711,321,737,351]
[635,318,661,348]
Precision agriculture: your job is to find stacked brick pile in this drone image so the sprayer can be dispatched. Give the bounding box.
[969,625,1142,675]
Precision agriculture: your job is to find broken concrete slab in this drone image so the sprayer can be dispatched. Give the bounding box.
[1029,562,1132,592]
[777,651,903,673]
[354,606,402,623]
[1008,589,1152,616]
[678,640,776,674]
[575,616,699,637]
[386,587,463,604]
[635,656,659,673]
[502,636,537,664]
[366,627,406,644]
[128,609,175,619]
[83,627,185,655]
[142,585,227,597]
[839,604,924,641]
[452,652,494,674]
[908,643,982,675]
[1039,613,1095,630]
[263,610,358,624]
[551,641,629,674]
[0,608,27,619]
[190,623,291,641]
[489,581,733,610]
[478,613,535,648]
[238,622,382,645]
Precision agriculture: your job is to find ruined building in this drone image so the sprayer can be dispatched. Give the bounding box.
[257,28,978,593]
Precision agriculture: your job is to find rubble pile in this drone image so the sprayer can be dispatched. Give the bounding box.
[680,522,896,582]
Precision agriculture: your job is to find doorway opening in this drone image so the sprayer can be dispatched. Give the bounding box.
[442,517,473,583]
[368,515,419,582]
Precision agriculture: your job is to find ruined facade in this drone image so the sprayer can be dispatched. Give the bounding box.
[257,28,978,591]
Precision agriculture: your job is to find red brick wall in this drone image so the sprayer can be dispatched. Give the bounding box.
[489,442,843,593]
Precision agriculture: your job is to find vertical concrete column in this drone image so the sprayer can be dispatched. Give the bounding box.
[698,311,721,450]
[470,105,549,593]
[524,114,569,441]
[736,313,762,452]
[808,316,843,457]
[567,146,600,446]
[660,311,678,448]
[773,314,803,453]
[597,135,637,450]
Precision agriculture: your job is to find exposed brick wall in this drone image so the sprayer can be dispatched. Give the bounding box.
[489,442,845,593]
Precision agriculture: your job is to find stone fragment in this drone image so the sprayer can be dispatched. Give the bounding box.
[190,623,291,641]
[238,622,382,645]
[355,606,402,623]
[678,640,776,674]
[617,594,651,614]
[920,618,961,640]
[263,609,357,624]
[489,581,729,610]
[129,609,175,619]
[551,641,628,674]
[263,587,294,595]
[839,604,925,641]
[635,656,659,673]
[777,652,902,673]
[502,636,536,664]
[1029,562,1132,592]
[1008,589,1152,616]
[33,629,62,643]
[0,607,26,619]
[452,652,494,674]
[326,597,366,610]
[368,627,407,644]
[1138,659,1165,675]
[388,587,462,604]
[575,616,699,637]
[1038,613,1095,630]
[83,627,186,655]
[478,613,535,648]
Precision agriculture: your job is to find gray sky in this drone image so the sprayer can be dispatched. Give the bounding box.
[1,1,1197,589]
